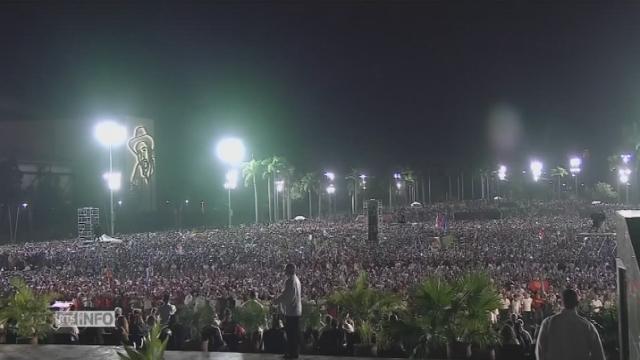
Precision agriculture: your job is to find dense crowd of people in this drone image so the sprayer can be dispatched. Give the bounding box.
[0,200,621,356]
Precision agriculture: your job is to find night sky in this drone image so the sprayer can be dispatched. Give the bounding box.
[2,1,640,204]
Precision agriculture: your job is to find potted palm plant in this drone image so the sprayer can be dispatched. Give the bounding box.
[328,271,403,357]
[0,278,56,345]
[233,301,268,352]
[118,323,168,360]
[409,273,501,359]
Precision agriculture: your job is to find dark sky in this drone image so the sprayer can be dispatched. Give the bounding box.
[2,1,640,198]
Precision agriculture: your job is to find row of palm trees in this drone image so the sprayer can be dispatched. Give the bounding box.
[241,156,319,224]
[240,156,430,224]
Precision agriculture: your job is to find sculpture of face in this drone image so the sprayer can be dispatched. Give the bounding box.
[128,126,155,186]
[134,140,153,180]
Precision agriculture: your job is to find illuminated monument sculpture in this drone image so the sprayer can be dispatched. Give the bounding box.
[128,125,155,186]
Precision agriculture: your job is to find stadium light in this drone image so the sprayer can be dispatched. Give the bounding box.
[21,203,28,208]
[359,174,367,189]
[224,169,239,228]
[619,168,632,185]
[94,120,127,236]
[393,173,402,180]
[103,172,122,191]
[216,137,246,165]
[94,121,127,148]
[498,165,507,181]
[569,157,582,195]
[325,172,335,181]
[569,157,582,175]
[530,160,543,182]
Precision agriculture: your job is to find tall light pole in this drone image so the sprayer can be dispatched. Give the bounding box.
[94,121,127,235]
[569,157,582,196]
[216,137,246,226]
[224,169,239,227]
[276,180,285,220]
[326,184,336,217]
[324,172,335,217]
[619,167,632,204]
[358,174,367,214]
[530,160,543,182]
[497,165,507,197]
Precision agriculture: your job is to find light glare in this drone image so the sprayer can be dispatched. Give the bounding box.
[530,160,543,182]
[103,172,122,191]
[224,169,239,189]
[94,121,127,147]
[216,138,246,165]
[498,165,507,181]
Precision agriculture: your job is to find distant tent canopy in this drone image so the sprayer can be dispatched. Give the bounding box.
[98,234,123,243]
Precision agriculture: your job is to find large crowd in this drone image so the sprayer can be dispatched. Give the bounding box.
[0,200,621,354]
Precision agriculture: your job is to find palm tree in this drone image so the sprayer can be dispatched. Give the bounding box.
[409,273,500,359]
[262,156,288,222]
[550,166,569,197]
[242,159,262,224]
[281,160,295,219]
[298,172,319,218]
[328,272,403,349]
[0,277,57,344]
[402,168,417,203]
[345,168,363,214]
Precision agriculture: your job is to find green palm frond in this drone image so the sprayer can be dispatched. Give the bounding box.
[0,277,57,339]
[118,323,168,360]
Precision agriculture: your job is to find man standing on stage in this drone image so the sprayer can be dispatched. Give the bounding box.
[275,263,302,359]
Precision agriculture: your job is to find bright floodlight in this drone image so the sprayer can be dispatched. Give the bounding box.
[216,138,246,165]
[21,203,28,208]
[569,157,582,175]
[619,168,632,185]
[622,154,632,164]
[276,180,285,192]
[530,160,543,182]
[103,172,122,191]
[94,121,127,147]
[118,200,123,206]
[185,200,189,205]
[326,184,336,194]
[569,157,581,168]
[393,173,402,179]
[224,169,239,190]
[498,165,507,181]
[325,172,335,181]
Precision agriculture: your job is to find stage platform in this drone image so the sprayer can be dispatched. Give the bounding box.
[0,345,402,360]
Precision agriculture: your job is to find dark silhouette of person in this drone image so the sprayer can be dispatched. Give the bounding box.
[536,288,605,360]
[274,263,302,359]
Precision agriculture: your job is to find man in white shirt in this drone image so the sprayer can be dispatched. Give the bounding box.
[522,292,533,322]
[511,293,522,316]
[536,289,605,360]
[274,263,302,359]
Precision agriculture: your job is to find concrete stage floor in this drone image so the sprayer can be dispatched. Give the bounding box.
[0,345,400,360]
